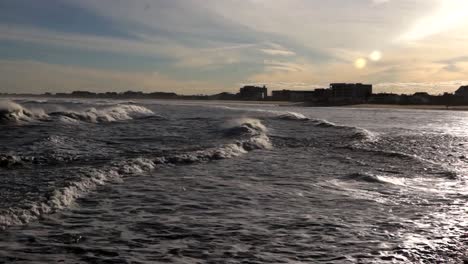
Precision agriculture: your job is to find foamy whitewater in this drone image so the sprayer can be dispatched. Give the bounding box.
[0,98,467,263]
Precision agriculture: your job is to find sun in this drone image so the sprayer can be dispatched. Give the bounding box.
[354,58,367,69]
[369,51,382,61]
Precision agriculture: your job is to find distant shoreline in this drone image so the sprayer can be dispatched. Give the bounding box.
[3,95,468,111]
[340,104,468,111]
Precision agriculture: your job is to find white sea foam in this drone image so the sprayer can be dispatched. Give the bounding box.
[0,100,157,124]
[165,119,272,164]
[0,100,47,122]
[224,118,268,135]
[51,104,155,123]
[0,158,156,229]
[277,112,309,121]
[0,118,272,229]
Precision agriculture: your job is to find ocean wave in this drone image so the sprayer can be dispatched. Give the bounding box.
[0,135,96,167]
[350,128,378,142]
[0,100,157,124]
[206,105,309,122]
[0,153,81,168]
[276,112,309,121]
[308,118,379,144]
[0,100,47,123]
[341,172,406,186]
[166,118,272,164]
[0,157,157,229]
[49,104,156,123]
[0,154,23,168]
[224,118,268,137]
[342,172,389,184]
[310,118,340,128]
[0,119,272,229]
[19,99,49,104]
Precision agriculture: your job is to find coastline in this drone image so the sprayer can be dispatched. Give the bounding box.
[340,104,468,111]
[4,95,468,111]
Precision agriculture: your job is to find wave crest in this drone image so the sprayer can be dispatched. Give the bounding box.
[342,172,387,184]
[0,101,158,124]
[0,118,272,229]
[224,118,268,137]
[50,104,155,123]
[276,112,309,121]
[0,100,46,123]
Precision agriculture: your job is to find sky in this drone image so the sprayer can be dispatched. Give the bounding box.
[1,0,468,95]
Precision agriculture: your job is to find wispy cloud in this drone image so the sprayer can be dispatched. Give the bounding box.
[260,49,296,56]
[1,0,467,94]
[372,0,390,5]
[398,0,468,42]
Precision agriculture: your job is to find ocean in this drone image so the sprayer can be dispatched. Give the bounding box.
[0,98,467,263]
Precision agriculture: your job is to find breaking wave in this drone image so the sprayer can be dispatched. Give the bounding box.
[310,118,340,128]
[0,118,272,229]
[0,100,47,123]
[0,100,157,124]
[342,172,389,184]
[350,128,378,142]
[224,118,268,137]
[276,112,309,121]
[308,118,378,143]
[49,104,156,123]
[0,154,22,168]
[341,172,406,186]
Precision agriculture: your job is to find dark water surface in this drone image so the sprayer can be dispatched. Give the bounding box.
[0,98,467,263]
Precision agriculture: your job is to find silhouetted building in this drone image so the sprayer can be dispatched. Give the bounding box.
[330,83,372,99]
[238,85,268,100]
[272,90,291,101]
[148,92,178,99]
[289,91,316,102]
[410,92,431,104]
[71,91,96,97]
[369,93,401,104]
[271,89,330,102]
[209,92,238,100]
[455,86,468,99]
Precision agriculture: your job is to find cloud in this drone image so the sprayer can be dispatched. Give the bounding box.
[372,0,390,4]
[260,49,296,56]
[398,0,468,42]
[0,25,261,70]
[260,44,296,56]
[263,60,306,72]
[0,25,188,58]
[437,56,468,72]
[1,0,468,95]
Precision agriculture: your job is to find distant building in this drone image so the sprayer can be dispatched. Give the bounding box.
[289,91,318,102]
[71,91,96,97]
[406,92,431,104]
[272,90,291,101]
[148,92,178,99]
[271,89,330,102]
[208,92,237,100]
[368,93,401,104]
[455,86,468,99]
[330,83,372,100]
[238,85,268,100]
